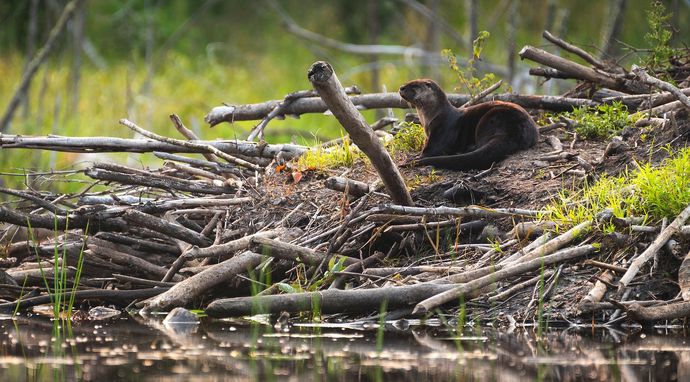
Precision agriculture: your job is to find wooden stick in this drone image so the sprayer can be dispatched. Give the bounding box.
[376,203,544,218]
[119,118,261,170]
[204,93,596,125]
[141,251,265,312]
[205,282,456,317]
[519,45,621,89]
[632,66,690,112]
[169,114,219,163]
[542,30,608,70]
[308,61,413,206]
[413,244,596,314]
[615,203,690,299]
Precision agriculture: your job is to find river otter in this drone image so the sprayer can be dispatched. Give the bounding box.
[398,79,539,170]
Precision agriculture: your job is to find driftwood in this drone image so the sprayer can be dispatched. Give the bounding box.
[308,61,413,206]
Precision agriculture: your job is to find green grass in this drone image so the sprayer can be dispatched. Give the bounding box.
[560,101,638,139]
[19,217,89,319]
[547,147,690,226]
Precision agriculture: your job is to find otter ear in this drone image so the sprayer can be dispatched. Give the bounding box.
[424,80,434,87]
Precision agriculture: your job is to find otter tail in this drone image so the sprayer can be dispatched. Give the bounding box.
[416,136,516,170]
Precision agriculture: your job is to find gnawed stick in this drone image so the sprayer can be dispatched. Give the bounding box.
[615,203,690,299]
[122,209,212,247]
[632,66,690,112]
[541,30,608,70]
[250,236,357,266]
[0,287,167,313]
[308,61,413,206]
[445,221,589,284]
[205,283,455,317]
[413,244,596,315]
[0,134,308,160]
[487,270,555,303]
[376,203,544,218]
[120,118,262,171]
[578,271,614,314]
[140,251,266,312]
[247,86,361,141]
[169,113,219,163]
[618,300,690,323]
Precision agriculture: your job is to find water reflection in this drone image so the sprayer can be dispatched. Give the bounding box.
[0,313,687,381]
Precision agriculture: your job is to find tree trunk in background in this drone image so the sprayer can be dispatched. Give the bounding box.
[143,0,157,130]
[70,0,85,119]
[466,0,478,57]
[21,0,40,119]
[366,1,383,119]
[544,0,557,33]
[599,0,627,59]
[423,0,440,80]
[507,0,519,85]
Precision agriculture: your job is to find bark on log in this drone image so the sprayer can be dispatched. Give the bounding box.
[307,61,413,206]
[324,177,370,197]
[142,251,266,312]
[205,283,455,317]
[615,203,690,299]
[519,45,623,89]
[413,244,596,314]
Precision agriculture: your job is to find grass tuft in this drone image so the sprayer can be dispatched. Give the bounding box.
[547,147,690,226]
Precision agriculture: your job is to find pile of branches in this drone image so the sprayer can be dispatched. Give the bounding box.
[1,32,690,325]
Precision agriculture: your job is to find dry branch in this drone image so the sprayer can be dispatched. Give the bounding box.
[308,61,413,206]
[413,244,596,315]
[204,93,596,125]
[519,45,622,89]
[0,135,308,159]
[120,118,261,171]
[205,283,455,317]
[615,203,690,299]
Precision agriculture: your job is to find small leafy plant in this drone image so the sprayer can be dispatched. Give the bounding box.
[443,31,498,96]
[642,1,675,73]
[563,101,635,139]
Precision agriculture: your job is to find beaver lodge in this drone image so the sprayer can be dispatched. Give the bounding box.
[2,33,690,328]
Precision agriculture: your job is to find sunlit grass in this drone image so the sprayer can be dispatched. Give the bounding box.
[547,147,690,226]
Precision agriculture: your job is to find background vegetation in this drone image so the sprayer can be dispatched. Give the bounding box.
[0,0,688,188]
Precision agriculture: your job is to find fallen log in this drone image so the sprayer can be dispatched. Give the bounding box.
[205,283,455,317]
[204,93,597,125]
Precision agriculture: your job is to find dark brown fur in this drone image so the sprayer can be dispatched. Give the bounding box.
[399,79,539,170]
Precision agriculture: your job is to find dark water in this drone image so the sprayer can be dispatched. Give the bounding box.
[0,313,687,381]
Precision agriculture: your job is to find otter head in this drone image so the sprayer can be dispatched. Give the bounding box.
[399,79,449,127]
